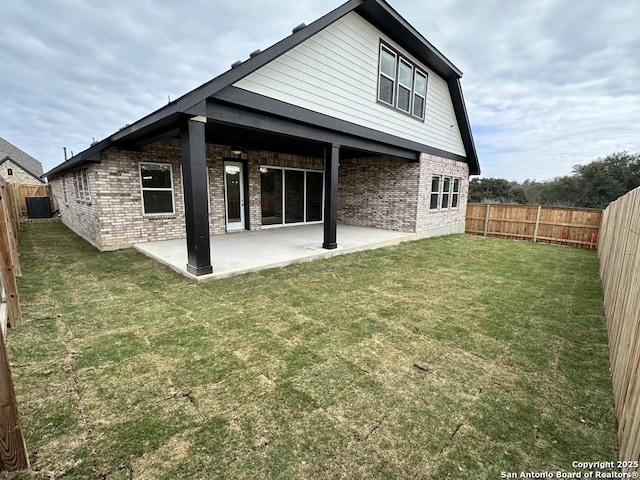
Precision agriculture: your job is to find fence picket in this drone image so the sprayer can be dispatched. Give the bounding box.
[0,177,29,472]
[598,187,640,472]
[465,203,602,249]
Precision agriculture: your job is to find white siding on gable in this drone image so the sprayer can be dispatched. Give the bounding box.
[233,11,466,157]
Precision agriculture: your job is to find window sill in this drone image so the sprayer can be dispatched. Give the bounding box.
[143,214,176,220]
[376,99,426,123]
[429,208,459,213]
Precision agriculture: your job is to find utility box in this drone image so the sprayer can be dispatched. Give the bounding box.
[25,196,52,219]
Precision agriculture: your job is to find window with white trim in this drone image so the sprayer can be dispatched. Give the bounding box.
[413,70,428,119]
[397,58,413,113]
[430,175,462,210]
[378,41,428,120]
[73,168,91,203]
[140,162,174,215]
[452,178,460,208]
[430,176,440,210]
[81,168,91,202]
[73,171,81,199]
[62,174,68,204]
[442,177,452,209]
[378,45,397,106]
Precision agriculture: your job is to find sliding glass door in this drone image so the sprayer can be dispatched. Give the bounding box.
[260,167,324,227]
[306,171,323,222]
[260,168,283,226]
[285,170,305,224]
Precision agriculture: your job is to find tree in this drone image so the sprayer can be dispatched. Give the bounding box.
[469,152,640,208]
[469,178,526,204]
[571,152,640,208]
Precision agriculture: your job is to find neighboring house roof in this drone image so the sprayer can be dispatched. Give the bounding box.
[0,155,47,183]
[0,137,44,177]
[46,0,479,177]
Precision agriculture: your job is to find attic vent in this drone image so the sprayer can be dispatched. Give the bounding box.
[231,60,242,68]
[292,23,306,34]
[249,49,261,58]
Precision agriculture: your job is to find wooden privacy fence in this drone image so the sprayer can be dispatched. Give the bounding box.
[466,203,602,249]
[0,177,29,472]
[10,184,52,217]
[598,187,640,471]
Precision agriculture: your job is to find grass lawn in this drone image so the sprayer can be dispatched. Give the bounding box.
[6,223,617,479]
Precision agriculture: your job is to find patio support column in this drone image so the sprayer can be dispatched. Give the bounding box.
[180,116,213,276]
[323,143,339,249]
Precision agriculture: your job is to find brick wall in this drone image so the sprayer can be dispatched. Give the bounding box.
[0,159,45,186]
[53,140,326,249]
[51,170,102,248]
[338,153,470,235]
[94,140,247,248]
[338,156,421,232]
[51,139,470,250]
[416,153,469,234]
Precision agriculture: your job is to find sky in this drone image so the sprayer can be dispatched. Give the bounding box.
[1,0,638,181]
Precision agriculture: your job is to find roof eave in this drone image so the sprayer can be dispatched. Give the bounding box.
[448,78,480,175]
[46,0,479,177]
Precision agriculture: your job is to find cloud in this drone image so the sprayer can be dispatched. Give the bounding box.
[0,0,638,181]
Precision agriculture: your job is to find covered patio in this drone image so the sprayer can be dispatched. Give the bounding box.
[133,224,416,280]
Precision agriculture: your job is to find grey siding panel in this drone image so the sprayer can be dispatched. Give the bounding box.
[234,11,466,156]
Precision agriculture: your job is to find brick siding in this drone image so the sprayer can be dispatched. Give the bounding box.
[416,153,469,233]
[50,169,101,248]
[338,156,420,232]
[51,139,470,249]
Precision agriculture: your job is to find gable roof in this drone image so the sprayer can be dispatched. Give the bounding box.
[0,155,47,183]
[0,137,44,177]
[46,0,479,177]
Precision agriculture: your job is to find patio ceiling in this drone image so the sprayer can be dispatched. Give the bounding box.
[116,99,418,162]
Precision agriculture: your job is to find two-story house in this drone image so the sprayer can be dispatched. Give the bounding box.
[45,0,480,277]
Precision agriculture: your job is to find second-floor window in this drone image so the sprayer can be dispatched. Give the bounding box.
[378,42,428,121]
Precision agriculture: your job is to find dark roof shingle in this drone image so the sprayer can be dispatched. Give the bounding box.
[0,137,44,176]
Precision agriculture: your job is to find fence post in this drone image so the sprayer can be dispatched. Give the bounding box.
[533,205,542,243]
[3,184,21,276]
[0,190,21,328]
[0,325,30,471]
[483,204,491,236]
[0,179,29,472]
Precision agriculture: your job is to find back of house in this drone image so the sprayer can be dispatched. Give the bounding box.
[45,0,480,276]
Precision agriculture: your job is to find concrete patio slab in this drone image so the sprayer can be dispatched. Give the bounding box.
[133,224,414,280]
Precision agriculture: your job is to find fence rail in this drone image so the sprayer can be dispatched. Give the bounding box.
[598,187,640,471]
[465,203,602,249]
[0,177,29,472]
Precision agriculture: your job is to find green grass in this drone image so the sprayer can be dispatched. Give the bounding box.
[6,223,617,479]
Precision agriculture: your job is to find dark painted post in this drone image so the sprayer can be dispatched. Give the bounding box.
[323,143,339,249]
[180,116,213,275]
